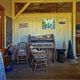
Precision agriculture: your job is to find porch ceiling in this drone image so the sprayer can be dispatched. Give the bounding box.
[14,2,80,18]
[15,2,72,15]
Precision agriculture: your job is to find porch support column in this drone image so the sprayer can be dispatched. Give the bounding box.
[12,0,15,44]
[72,1,77,59]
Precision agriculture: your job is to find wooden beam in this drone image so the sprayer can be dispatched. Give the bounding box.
[14,2,30,19]
[12,0,16,44]
[72,1,77,59]
[12,0,15,19]
[13,0,45,3]
[13,0,74,3]
[46,0,74,3]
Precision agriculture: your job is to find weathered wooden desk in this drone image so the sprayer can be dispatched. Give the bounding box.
[31,42,55,62]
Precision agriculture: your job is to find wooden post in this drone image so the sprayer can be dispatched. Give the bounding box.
[72,1,77,59]
[12,1,15,44]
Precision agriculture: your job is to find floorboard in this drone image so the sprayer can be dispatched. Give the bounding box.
[6,58,80,80]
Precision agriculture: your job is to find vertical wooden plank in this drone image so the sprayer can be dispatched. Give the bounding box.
[12,1,15,44]
[72,1,77,58]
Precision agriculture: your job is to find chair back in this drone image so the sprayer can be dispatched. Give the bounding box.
[17,42,27,50]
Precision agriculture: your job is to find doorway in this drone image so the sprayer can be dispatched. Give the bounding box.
[76,2,80,55]
[0,5,4,57]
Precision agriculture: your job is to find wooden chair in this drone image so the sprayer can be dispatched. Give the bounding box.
[17,42,28,63]
[30,47,48,72]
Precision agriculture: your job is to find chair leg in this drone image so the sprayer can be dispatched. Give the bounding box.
[34,61,37,72]
[26,56,28,64]
[45,60,48,71]
[17,56,19,63]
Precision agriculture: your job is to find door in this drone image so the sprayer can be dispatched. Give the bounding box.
[76,36,80,55]
[0,5,4,57]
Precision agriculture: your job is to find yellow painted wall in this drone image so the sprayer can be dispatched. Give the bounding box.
[14,13,72,48]
[0,0,12,17]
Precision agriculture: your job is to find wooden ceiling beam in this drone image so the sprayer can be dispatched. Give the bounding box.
[14,2,30,19]
[13,0,75,3]
[13,0,45,3]
[46,0,74,3]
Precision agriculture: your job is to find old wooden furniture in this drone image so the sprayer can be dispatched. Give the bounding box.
[30,47,48,72]
[16,42,27,63]
[28,34,55,62]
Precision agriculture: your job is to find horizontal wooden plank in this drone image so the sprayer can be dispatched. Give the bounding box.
[13,0,75,3]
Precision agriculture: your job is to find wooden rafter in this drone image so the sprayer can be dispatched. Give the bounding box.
[13,0,75,3]
[14,2,30,19]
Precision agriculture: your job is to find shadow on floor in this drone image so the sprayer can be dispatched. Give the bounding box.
[6,59,80,80]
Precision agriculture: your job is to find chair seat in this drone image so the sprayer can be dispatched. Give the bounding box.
[18,49,26,52]
[16,42,27,63]
[33,51,48,60]
[17,53,27,56]
[17,50,27,56]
